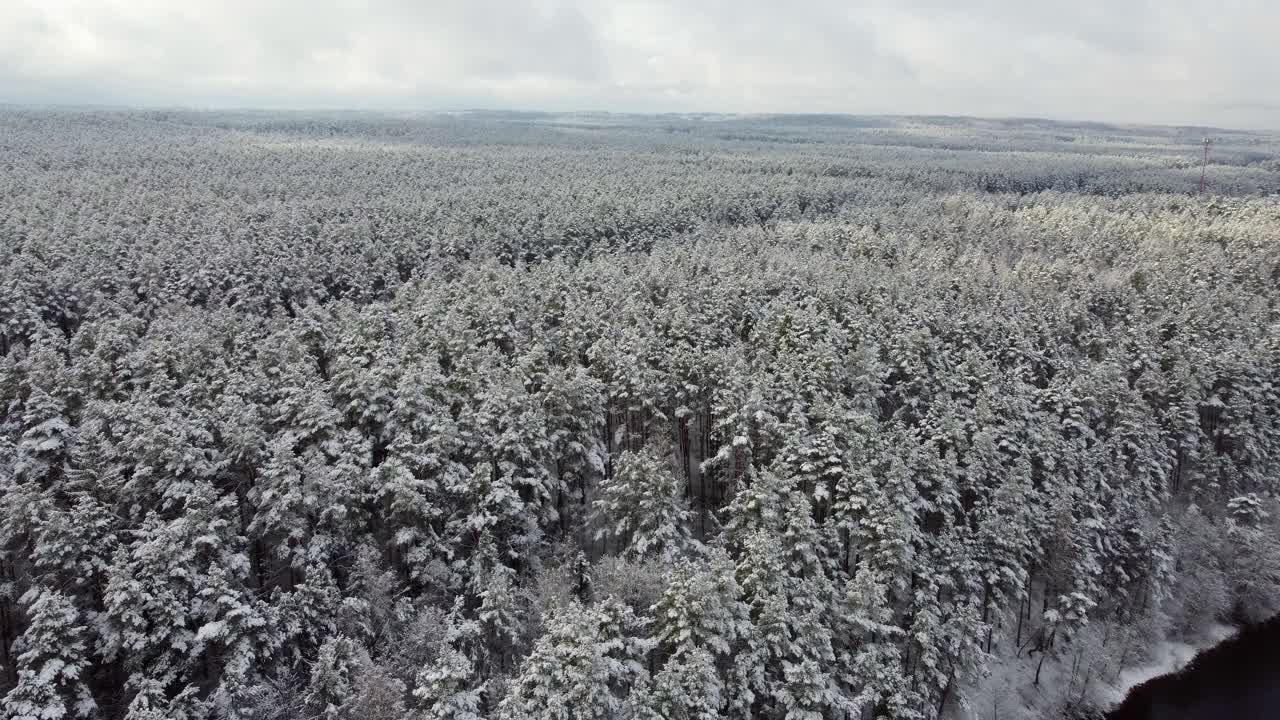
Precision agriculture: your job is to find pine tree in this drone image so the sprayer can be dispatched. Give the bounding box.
[303,635,363,720]
[1,587,96,720]
[592,444,693,561]
[649,549,746,718]
[413,601,485,720]
[470,533,527,673]
[499,598,651,720]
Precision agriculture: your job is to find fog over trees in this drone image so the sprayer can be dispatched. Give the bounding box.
[1,109,1279,719]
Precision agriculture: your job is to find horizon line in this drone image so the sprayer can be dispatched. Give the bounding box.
[1,101,1271,134]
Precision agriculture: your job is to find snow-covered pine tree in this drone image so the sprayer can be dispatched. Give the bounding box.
[498,598,650,720]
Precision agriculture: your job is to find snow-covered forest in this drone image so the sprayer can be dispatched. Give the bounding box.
[2,109,1279,720]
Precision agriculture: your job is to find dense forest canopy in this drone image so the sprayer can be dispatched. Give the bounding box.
[1,109,1279,720]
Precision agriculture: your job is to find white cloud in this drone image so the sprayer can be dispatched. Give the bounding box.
[1,0,1277,127]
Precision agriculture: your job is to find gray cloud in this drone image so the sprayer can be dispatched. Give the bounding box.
[1,0,1277,127]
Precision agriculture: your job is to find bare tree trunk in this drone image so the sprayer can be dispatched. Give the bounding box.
[982,580,993,653]
[937,673,953,717]
[697,410,710,539]
[0,554,13,690]
[1015,595,1025,654]
[1034,628,1057,686]
[602,404,615,560]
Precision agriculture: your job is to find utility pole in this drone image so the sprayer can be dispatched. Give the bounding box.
[1199,137,1211,194]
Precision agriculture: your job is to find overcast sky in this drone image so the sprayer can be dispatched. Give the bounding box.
[2,0,1277,128]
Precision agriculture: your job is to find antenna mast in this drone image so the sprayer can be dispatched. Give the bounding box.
[1199,137,1211,194]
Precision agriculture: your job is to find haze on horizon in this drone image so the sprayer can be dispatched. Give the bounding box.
[2,0,1278,130]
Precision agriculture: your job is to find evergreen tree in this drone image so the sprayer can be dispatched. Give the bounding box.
[1,587,96,720]
[592,444,693,561]
[499,598,651,720]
